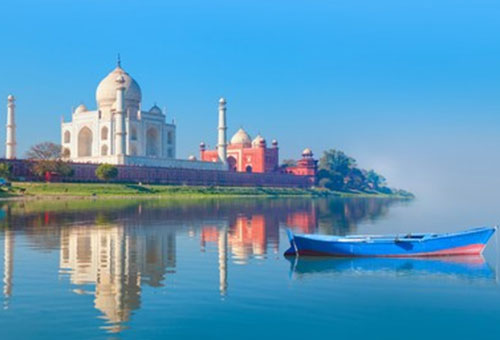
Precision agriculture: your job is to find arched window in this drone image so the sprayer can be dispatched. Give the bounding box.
[167,148,173,158]
[101,127,108,141]
[77,127,93,157]
[146,127,159,157]
[167,131,173,144]
[64,131,71,143]
[101,144,108,156]
[245,165,253,173]
[131,127,138,141]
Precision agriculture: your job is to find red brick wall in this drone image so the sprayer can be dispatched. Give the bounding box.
[1,158,313,188]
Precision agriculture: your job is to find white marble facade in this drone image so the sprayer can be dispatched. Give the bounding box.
[61,61,180,166]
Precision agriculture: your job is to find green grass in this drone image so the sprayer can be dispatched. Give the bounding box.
[7,182,324,198]
[0,182,413,200]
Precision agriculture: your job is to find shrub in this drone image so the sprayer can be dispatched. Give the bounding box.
[0,162,13,180]
[95,164,118,182]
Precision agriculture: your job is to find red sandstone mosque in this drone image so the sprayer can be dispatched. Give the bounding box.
[199,98,317,176]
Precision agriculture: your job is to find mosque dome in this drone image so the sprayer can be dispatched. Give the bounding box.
[302,148,313,157]
[230,128,252,147]
[74,104,88,114]
[252,134,266,147]
[95,65,142,109]
[149,105,162,114]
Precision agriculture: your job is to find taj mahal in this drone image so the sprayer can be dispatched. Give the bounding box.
[2,58,317,184]
[59,58,225,171]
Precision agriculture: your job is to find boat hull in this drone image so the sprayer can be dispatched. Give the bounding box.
[284,227,496,257]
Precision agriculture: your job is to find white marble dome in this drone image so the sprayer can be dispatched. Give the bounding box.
[231,128,252,146]
[96,65,142,108]
[74,104,87,114]
[302,148,313,157]
[252,134,265,147]
[149,105,162,114]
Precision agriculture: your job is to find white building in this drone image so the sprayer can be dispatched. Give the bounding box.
[61,59,225,171]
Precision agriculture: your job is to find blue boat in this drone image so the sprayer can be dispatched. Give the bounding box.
[284,227,496,257]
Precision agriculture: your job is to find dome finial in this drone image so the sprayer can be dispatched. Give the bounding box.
[117,53,121,68]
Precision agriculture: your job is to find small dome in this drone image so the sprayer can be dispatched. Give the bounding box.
[272,139,278,146]
[74,104,88,114]
[96,65,142,109]
[188,155,197,161]
[252,134,266,147]
[230,128,252,147]
[219,97,226,104]
[149,105,162,114]
[200,142,206,148]
[302,148,313,157]
[7,94,14,101]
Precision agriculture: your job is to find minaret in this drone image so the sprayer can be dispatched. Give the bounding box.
[217,97,227,164]
[5,95,16,159]
[115,75,126,156]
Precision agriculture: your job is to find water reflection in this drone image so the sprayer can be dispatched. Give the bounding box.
[0,197,463,334]
[59,225,176,332]
[288,256,496,281]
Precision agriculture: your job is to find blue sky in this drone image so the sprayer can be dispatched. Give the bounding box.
[0,0,499,197]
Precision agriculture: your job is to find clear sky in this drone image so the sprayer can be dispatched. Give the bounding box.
[0,0,499,198]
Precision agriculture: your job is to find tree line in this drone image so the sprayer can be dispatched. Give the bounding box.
[284,149,413,197]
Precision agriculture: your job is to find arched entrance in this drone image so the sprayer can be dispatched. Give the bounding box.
[78,127,93,157]
[227,156,237,171]
[146,127,159,156]
[245,165,253,173]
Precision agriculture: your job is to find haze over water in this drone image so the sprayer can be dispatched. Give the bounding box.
[1,196,499,339]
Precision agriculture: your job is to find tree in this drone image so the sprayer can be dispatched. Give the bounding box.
[318,149,356,177]
[317,150,357,191]
[364,169,387,190]
[0,162,12,180]
[26,142,73,178]
[96,164,118,182]
[26,142,62,160]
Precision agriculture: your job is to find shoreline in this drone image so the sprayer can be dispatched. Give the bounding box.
[0,182,414,201]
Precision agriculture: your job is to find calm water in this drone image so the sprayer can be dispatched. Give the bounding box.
[0,196,499,339]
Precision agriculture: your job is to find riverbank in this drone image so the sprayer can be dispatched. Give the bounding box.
[0,182,413,200]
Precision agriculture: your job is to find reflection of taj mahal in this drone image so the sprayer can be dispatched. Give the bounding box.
[59,225,176,333]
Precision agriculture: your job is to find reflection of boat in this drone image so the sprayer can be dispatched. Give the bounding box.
[285,227,496,257]
[287,256,496,280]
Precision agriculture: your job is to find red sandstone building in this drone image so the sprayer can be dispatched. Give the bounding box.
[283,148,318,177]
[200,128,317,178]
[200,128,279,173]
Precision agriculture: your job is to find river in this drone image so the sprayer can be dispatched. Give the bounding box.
[0,196,499,339]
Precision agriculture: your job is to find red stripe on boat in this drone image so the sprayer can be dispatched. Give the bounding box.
[293,243,486,257]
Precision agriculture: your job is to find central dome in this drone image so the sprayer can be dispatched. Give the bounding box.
[95,65,142,109]
[231,128,252,147]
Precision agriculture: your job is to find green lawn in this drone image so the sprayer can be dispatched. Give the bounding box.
[7,182,324,198]
[0,182,413,200]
